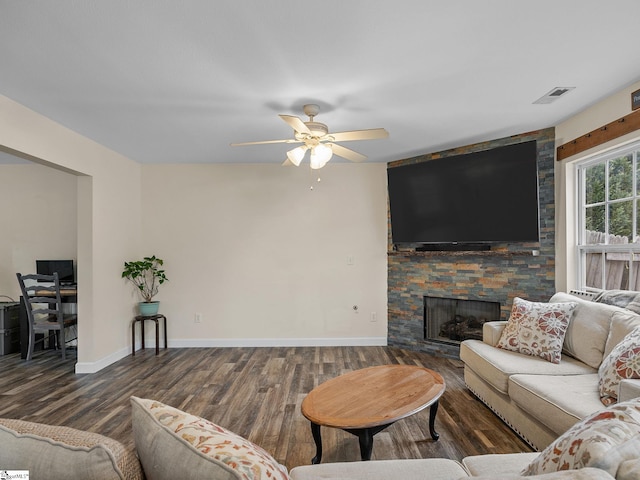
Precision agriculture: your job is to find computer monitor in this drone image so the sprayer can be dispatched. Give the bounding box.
[36,260,75,285]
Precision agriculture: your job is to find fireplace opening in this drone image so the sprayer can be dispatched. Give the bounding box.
[424,296,501,344]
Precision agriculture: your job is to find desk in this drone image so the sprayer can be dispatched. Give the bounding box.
[36,288,77,298]
[19,287,77,359]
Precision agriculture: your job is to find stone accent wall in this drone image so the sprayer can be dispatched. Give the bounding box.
[387,128,556,358]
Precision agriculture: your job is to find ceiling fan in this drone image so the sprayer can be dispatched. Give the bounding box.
[231,104,389,169]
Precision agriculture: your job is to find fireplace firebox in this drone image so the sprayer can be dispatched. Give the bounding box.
[424,296,501,344]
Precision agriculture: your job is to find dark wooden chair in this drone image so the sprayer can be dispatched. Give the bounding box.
[16,272,78,360]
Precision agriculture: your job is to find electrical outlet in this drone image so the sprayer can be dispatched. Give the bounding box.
[195,313,202,323]
[370,312,377,322]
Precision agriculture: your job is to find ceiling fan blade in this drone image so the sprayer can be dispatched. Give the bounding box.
[329,128,389,142]
[230,139,300,146]
[279,115,311,135]
[282,158,296,166]
[329,143,367,163]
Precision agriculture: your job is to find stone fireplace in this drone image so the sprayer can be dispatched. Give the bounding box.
[424,296,501,344]
[387,128,556,358]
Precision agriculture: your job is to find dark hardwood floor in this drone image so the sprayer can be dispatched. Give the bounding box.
[0,346,531,470]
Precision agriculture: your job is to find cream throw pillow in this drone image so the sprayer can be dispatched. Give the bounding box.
[130,396,289,480]
[497,297,577,364]
[550,292,613,369]
[0,418,143,480]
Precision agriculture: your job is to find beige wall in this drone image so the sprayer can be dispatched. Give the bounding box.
[0,93,388,373]
[0,95,142,372]
[141,163,388,344]
[555,80,640,291]
[0,163,77,298]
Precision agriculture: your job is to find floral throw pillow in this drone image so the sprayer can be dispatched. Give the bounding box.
[522,398,640,475]
[598,326,640,406]
[130,396,289,480]
[496,297,577,364]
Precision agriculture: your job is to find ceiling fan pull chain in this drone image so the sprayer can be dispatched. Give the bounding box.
[308,167,322,190]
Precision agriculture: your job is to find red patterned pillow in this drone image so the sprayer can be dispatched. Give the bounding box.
[598,326,640,405]
[496,297,577,364]
[522,398,640,475]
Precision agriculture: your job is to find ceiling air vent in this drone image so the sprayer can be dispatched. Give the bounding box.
[533,87,575,104]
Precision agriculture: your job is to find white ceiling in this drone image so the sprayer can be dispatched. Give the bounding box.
[1,1,639,166]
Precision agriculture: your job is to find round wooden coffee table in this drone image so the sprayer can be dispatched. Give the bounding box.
[301,364,445,463]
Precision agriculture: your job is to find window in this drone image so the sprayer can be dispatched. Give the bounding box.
[577,140,640,291]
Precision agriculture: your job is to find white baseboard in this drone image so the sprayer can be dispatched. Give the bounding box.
[75,346,130,374]
[73,337,388,374]
[169,337,387,348]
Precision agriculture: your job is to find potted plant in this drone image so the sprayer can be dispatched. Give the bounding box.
[121,255,168,316]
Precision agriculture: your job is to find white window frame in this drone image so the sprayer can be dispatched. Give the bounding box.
[576,139,640,292]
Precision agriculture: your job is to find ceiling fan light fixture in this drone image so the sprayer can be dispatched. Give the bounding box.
[231,104,387,168]
[286,145,308,166]
[310,144,333,169]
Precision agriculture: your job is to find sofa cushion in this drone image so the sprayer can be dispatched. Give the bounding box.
[496,297,576,364]
[522,397,640,476]
[587,434,640,478]
[508,374,603,436]
[619,379,640,402]
[463,452,540,476]
[130,396,289,480]
[289,458,468,480]
[460,339,596,395]
[550,292,615,369]
[618,458,640,480]
[598,327,640,405]
[473,469,614,479]
[463,453,616,479]
[0,418,144,480]
[603,310,640,359]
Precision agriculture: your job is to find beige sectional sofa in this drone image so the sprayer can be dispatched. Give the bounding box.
[460,292,640,451]
[2,393,640,480]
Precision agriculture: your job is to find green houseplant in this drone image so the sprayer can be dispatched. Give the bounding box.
[121,255,168,315]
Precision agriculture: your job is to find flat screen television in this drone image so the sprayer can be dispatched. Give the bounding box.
[387,140,539,247]
[36,259,75,284]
